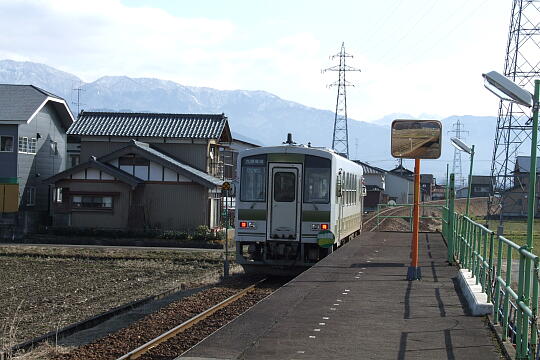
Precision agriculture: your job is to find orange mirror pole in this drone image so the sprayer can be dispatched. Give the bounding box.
[407,158,422,280]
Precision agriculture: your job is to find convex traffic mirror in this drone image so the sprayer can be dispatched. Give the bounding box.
[391,119,442,159]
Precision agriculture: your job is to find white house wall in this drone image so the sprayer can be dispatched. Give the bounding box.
[108,159,192,182]
[385,173,413,204]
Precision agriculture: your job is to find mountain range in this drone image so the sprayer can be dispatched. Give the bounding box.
[0,59,501,183]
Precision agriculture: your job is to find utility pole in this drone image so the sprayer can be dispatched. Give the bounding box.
[489,0,540,229]
[323,42,361,158]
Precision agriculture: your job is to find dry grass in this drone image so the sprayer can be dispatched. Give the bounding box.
[0,245,225,348]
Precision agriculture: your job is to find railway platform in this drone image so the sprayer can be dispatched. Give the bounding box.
[179,232,503,360]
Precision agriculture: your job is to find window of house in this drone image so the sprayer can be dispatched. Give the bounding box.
[18,137,28,153]
[28,138,37,154]
[27,187,36,206]
[119,155,150,179]
[54,188,68,203]
[0,136,13,152]
[70,155,80,168]
[72,195,113,210]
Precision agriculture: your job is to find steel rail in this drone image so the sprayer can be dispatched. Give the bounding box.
[116,278,267,360]
[365,206,406,232]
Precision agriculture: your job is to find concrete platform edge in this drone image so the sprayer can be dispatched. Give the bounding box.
[486,314,514,360]
[458,269,494,316]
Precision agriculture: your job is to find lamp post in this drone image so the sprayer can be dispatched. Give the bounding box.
[450,138,475,217]
[483,71,539,357]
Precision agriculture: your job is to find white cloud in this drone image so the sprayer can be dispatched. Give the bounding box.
[0,0,514,123]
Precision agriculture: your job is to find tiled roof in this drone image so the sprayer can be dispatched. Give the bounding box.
[515,156,540,173]
[68,111,228,139]
[353,161,385,175]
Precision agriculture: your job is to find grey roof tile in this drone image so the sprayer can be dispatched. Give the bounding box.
[68,111,228,139]
[0,84,62,121]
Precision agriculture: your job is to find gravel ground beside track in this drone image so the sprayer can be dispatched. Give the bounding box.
[0,246,225,347]
[369,198,488,232]
[49,278,278,360]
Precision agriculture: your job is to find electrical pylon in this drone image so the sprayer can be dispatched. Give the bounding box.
[448,119,468,188]
[323,42,361,158]
[488,0,540,224]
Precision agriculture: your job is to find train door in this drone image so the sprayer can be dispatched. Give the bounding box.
[267,164,302,241]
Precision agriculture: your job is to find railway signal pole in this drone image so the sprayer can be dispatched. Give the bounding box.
[323,42,361,158]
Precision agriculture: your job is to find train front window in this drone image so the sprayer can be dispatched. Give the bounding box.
[240,155,267,202]
[304,155,331,204]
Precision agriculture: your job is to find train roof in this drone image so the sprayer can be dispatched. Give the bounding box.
[239,144,361,167]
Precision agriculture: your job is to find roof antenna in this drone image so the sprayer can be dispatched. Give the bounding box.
[284,133,296,145]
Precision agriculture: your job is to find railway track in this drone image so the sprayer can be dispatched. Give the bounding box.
[51,276,284,360]
[363,205,407,232]
[117,278,268,360]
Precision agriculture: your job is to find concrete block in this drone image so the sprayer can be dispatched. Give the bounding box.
[457,269,493,316]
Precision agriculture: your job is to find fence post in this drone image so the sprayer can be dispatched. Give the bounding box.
[531,259,539,359]
[447,174,455,264]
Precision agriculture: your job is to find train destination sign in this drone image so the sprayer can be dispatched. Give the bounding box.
[390,119,442,159]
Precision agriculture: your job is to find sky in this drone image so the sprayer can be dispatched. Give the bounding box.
[0,0,513,123]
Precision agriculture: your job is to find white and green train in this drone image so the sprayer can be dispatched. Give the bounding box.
[235,139,365,274]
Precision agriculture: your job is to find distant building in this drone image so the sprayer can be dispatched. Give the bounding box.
[388,164,414,178]
[355,161,414,207]
[0,85,74,235]
[354,161,386,211]
[501,156,540,217]
[46,111,233,231]
[420,174,434,201]
[470,175,493,197]
[431,184,446,201]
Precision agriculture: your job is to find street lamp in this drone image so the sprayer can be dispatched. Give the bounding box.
[482,70,539,252]
[450,137,475,217]
[483,71,539,357]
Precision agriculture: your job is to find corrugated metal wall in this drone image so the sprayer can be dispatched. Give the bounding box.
[137,183,209,231]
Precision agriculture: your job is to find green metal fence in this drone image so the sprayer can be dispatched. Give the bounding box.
[442,207,540,359]
[375,203,443,231]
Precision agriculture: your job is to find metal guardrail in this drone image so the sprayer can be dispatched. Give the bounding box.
[442,207,540,359]
[375,203,443,231]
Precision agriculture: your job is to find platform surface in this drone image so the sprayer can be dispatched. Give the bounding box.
[180,232,502,360]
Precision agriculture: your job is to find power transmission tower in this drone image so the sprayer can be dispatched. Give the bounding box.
[488,0,540,226]
[448,119,468,188]
[72,84,85,118]
[323,42,361,158]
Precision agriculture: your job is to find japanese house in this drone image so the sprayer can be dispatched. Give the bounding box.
[46,111,232,231]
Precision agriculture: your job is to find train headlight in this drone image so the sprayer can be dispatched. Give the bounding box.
[248,222,256,229]
[321,224,329,230]
[240,221,248,228]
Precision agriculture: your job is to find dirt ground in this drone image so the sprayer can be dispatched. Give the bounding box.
[0,245,226,350]
[375,197,488,232]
